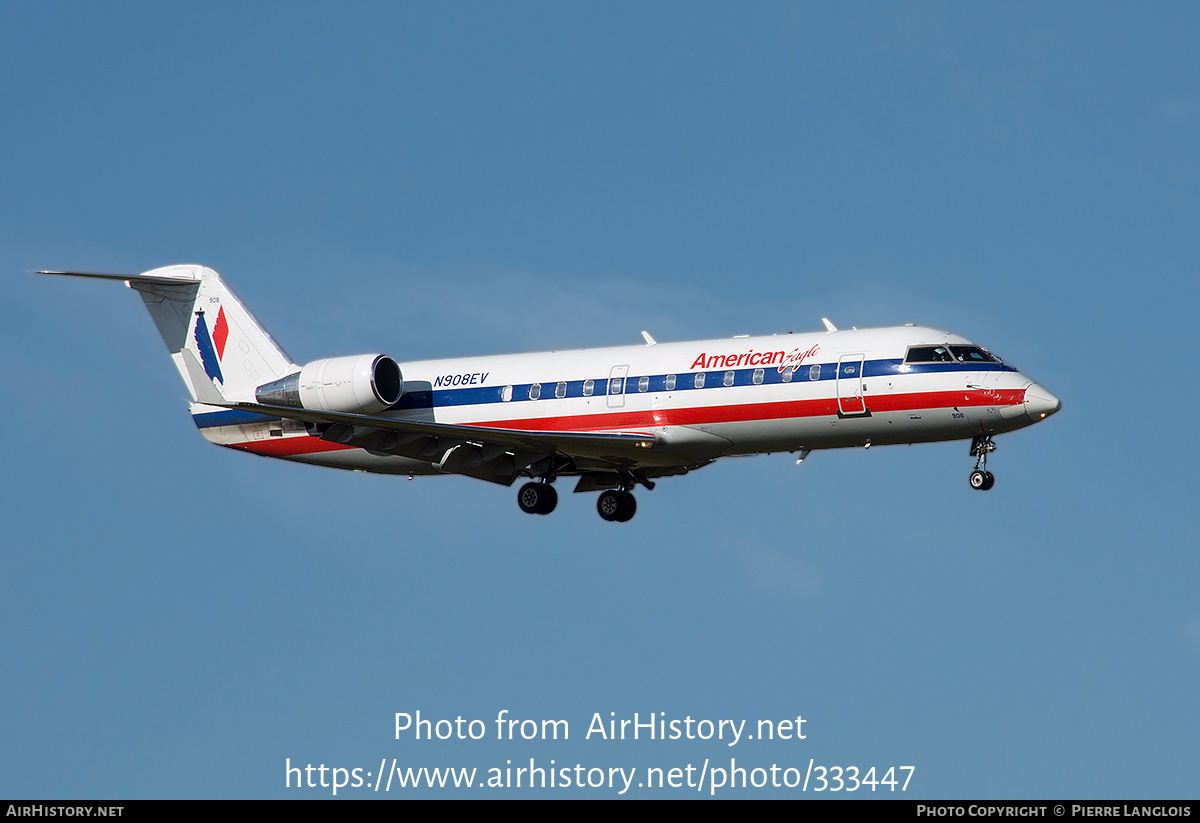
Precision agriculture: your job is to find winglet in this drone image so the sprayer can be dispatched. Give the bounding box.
[822,318,837,333]
[641,331,656,346]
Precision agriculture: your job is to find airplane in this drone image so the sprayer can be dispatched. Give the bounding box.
[40,265,1060,521]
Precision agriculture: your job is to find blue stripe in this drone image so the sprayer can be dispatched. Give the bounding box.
[193,409,278,428]
[392,359,1015,409]
[192,359,1016,428]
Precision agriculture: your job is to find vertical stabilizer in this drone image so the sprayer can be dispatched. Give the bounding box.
[41,265,295,404]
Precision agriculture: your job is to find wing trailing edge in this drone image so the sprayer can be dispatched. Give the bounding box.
[220,401,658,461]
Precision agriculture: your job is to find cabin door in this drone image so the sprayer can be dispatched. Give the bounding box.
[606,364,629,409]
[837,354,867,415]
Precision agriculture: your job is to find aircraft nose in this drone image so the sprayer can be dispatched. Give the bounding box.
[1024,382,1061,421]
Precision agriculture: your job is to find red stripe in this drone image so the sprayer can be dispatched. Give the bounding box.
[225,388,1027,454]
[472,388,1027,433]
[231,436,354,457]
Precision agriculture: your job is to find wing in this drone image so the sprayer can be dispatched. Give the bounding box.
[218,401,702,487]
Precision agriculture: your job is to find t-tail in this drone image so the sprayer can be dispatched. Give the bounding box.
[39,265,296,405]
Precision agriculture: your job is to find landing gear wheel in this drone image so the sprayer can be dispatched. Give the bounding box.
[518,482,557,514]
[597,490,636,521]
[615,491,636,522]
[597,490,622,521]
[969,435,997,491]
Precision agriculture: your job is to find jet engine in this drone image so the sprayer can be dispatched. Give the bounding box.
[255,354,402,414]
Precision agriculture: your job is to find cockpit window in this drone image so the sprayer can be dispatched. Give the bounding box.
[904,345,954,363]
[949,345,999,364]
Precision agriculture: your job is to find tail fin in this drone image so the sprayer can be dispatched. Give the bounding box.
[40,265,295,404]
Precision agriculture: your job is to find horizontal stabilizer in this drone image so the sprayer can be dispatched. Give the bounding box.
[37,270,199,286]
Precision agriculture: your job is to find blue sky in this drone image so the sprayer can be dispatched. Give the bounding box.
[2,2,1197,798]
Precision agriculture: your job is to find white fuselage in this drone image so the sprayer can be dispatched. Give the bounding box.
[192,325,1058,476]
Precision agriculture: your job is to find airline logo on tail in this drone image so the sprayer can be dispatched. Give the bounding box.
[194,306,229,385]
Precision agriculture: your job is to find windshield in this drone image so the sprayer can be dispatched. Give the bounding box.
[905,344,1001,365]
[949,345,999,364]
[904,345,953,363]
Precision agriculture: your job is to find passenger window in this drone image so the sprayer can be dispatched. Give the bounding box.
[809,364,820,381]
[638,375,649,393]
[555,381,567,399]
[583,379,594,397]
[782,366,794,383]
[694,372,705,389]
[609,377,623,395]
[724,370,735,387]
[529,383,541,400]
[753,368,764,384]
[501,385,512,402]
[666,374,676,391]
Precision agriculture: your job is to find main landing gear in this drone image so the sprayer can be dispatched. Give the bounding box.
[969,435,996,491]
[517,482,557,515]
[596,489,637,522]
[516,473,646,521]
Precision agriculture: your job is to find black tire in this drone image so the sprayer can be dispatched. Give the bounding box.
[518,482,546,514]
[537,484,558,514]
[615,491,636,522]
[969,470,987,490]
[597,490,622,521]
[981,472,995,491]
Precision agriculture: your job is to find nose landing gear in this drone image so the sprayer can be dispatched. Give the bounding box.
[969,469,994,490]
[969,435,996,491]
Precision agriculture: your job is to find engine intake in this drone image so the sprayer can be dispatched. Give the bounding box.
[256,354,402,414]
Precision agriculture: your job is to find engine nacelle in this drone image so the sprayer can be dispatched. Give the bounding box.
[255,354,403,414]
